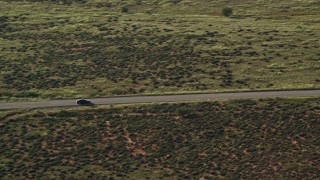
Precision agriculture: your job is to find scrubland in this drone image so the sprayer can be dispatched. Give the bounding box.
[1,98,319,179]
[0,0,319,101]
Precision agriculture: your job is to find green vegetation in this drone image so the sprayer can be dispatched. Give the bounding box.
[222,7,233,17]
[1,98,319,179]
[121,7,129,13]
[0,0,319,102]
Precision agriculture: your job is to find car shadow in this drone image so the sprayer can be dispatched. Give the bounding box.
[78,102,95,107]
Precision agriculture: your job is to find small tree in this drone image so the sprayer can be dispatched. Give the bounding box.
[222,7,233,17]
[122,7,129,13]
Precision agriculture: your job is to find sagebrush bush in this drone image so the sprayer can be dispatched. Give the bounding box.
[222,7,233,17]
[122,7,128,13]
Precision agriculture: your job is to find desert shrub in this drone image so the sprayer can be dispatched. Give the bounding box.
[0,16,9,23]
[175,106,191,116]
[0,91,13,97]
[170,0,182,4]
[222,7,233,17]
[15,91,39,98]
[56,110,75,117]
[122,7,129,13]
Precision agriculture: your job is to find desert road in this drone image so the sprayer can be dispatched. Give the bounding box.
[0,90,319,110]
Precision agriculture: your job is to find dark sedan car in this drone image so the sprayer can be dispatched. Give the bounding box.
[76,99,93,106]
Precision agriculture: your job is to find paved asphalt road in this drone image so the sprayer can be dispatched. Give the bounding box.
[0,90,319,110]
